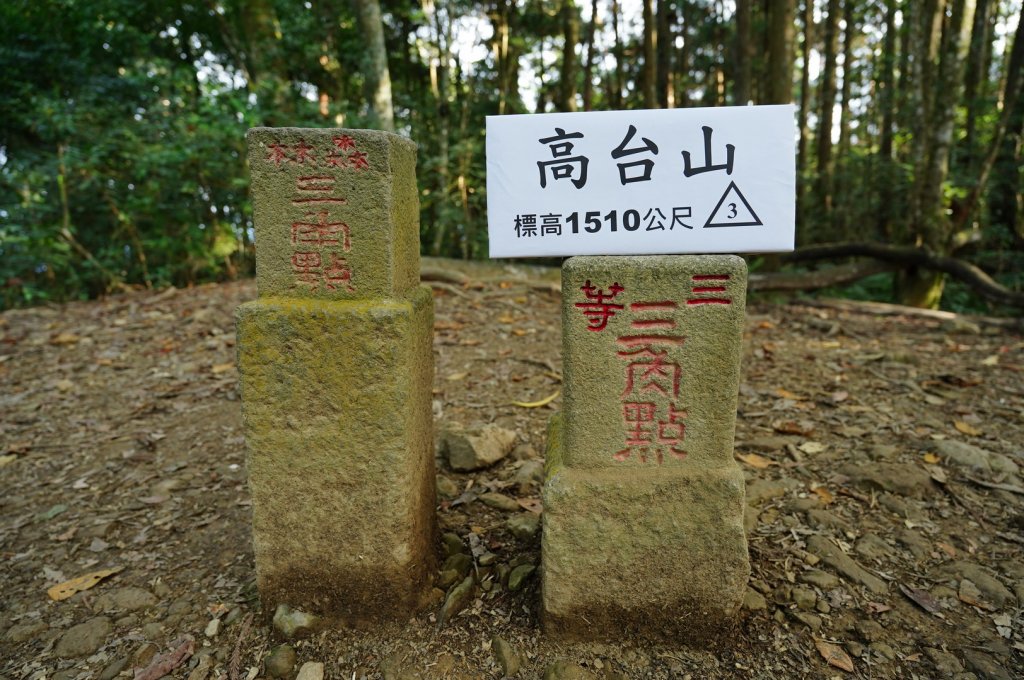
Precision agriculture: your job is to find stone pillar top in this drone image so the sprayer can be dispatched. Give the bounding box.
[247,127,420,301]
[561,254,747,471]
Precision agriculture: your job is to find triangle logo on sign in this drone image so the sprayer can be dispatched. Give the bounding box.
[704,181,763,228]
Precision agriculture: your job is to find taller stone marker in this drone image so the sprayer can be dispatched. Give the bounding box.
[237,128,435,623]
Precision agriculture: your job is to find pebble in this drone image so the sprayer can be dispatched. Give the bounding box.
[507,564,535,592]
[870,642,896,661]
[745,479,792,505]
[799,569,839,589]
[855,619,884,642]
[441,531,466,557]
[204,618,221,638]
[855,533,893,561]
[839,462,936,498]
[5,620,47,643]
[805,508,849,532]
[925,647,965,677]
[442,552,473,577]
[272,604,319,639]
[506,513,540,540]
[132,641,159,668]
[941,561,1014,608]
[97,657,128,680]
[962,650,1011,680]
[442,425,517,472]
[492,636,521,676]
[543,661,599,679]
[791,587,816,611]
[436,474,460,499]
[788,611,821,631]
[806,535,887,594]
[742,589,766,611]
[479,492,521,512]
[513,460,544,493]
[295,661,325,680]
[93,586,157,613]
[266,644,297,679]
[439,576,475,625]
[54,616,112,657]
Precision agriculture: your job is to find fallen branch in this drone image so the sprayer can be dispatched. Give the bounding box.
[749,260,894,292]
[784,242,1024,308]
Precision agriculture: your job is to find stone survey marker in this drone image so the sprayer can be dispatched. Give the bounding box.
[236,128,434,621]
[543,255,750,639]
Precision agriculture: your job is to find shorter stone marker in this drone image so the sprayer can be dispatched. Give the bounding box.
[542,254,750,641]
[237,128,435,623]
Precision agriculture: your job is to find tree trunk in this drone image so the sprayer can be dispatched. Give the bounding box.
[642,0,657,107]
[796,0,812,177]
[876,0,897,239]
[834,0,856,237]
[814,0,841,235]
[353,0,395,131]
[582,0,599,110]
[734,0,752,105]
[657,0,675,107]
[962,0,993,172]
[765,0,794,104]
[558,0,580,111]
[677,0,691,107]
[611,0,624,109]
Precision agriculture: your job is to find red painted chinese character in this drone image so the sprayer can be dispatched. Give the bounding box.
[293,176,347,205]
[291,211,351,250]
[348,150,369,170]
[575,280,625,331]
[294,141,315,164]
[325,152,347,168]
[291,251,322,289]
[268,143,291,165]
[629,301,678,329]
[333,135,356,151]
[323,253,355,292]
[622,401,656,446]
[619,348,681,398]
[687,274,732,305]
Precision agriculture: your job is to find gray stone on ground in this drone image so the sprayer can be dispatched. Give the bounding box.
[54,616,112,657]
[98,657,128,680]
[479,492,520,512]
[924,647,964,677]
[799,569,840,589]
[5,620,47,643]
[932,440,1020,478]
[543,661,599,680]
[272,604,320,639]
[939,562,1015,608]
[491,636,521,677]
[266,644,297,678]
[442,425,517,472]
[742,589,766,611]
[507,564,535,592]
[513,460,544,493]
[295,662,325,680]
[439,576,475,625]
[806,535,887,594]
[839,462,936,498]
[93,586,157,612]
[506,513,540,540]
[436,474,459,499]
[962,650,1012,680]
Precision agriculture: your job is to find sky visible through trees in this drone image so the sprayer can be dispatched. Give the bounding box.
[1,0,1022,311]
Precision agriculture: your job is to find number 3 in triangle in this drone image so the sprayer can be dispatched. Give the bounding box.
[704,181,763,228]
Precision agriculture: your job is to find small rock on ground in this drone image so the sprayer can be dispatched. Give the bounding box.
[266,644,297,678]
[491,636,520,676]
[506,513,540,540]
[442,425,517,472]
[295,661,325,680]
[272,605,319,639]
[54,616,112,657]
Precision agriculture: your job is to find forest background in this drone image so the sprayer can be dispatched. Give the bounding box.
[1,0,1022,313]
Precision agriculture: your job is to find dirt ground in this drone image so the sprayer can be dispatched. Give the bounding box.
[1,257,1022,679]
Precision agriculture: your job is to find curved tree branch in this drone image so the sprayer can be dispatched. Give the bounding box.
[782,242,1024,308]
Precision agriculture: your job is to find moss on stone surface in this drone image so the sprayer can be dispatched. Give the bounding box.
[235,286,435,622]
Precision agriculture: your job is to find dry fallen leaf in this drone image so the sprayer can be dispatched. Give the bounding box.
[445,372,468,381]
[814,638,854,672]
[49,332,80,346]
[511,391,560,408]
[899,583,942,615]
[813,486,835,505]
[922,452,940,464]
[517,497,543,514]
[736,452,774,469]
[47,567,124,601]
[799,441,827,454]
[953,420,982,436]
[210,362,235,374]
[772,419,815,436]
[775,387,806,401]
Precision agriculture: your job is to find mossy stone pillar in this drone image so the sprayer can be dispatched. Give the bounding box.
[542,255,750,642]
[236,128,435,623]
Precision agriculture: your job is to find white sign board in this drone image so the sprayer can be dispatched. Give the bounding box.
[486,105,795,258]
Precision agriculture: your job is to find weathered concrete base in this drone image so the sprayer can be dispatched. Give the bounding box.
[542,417,748,642]
[236,287,435,623]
